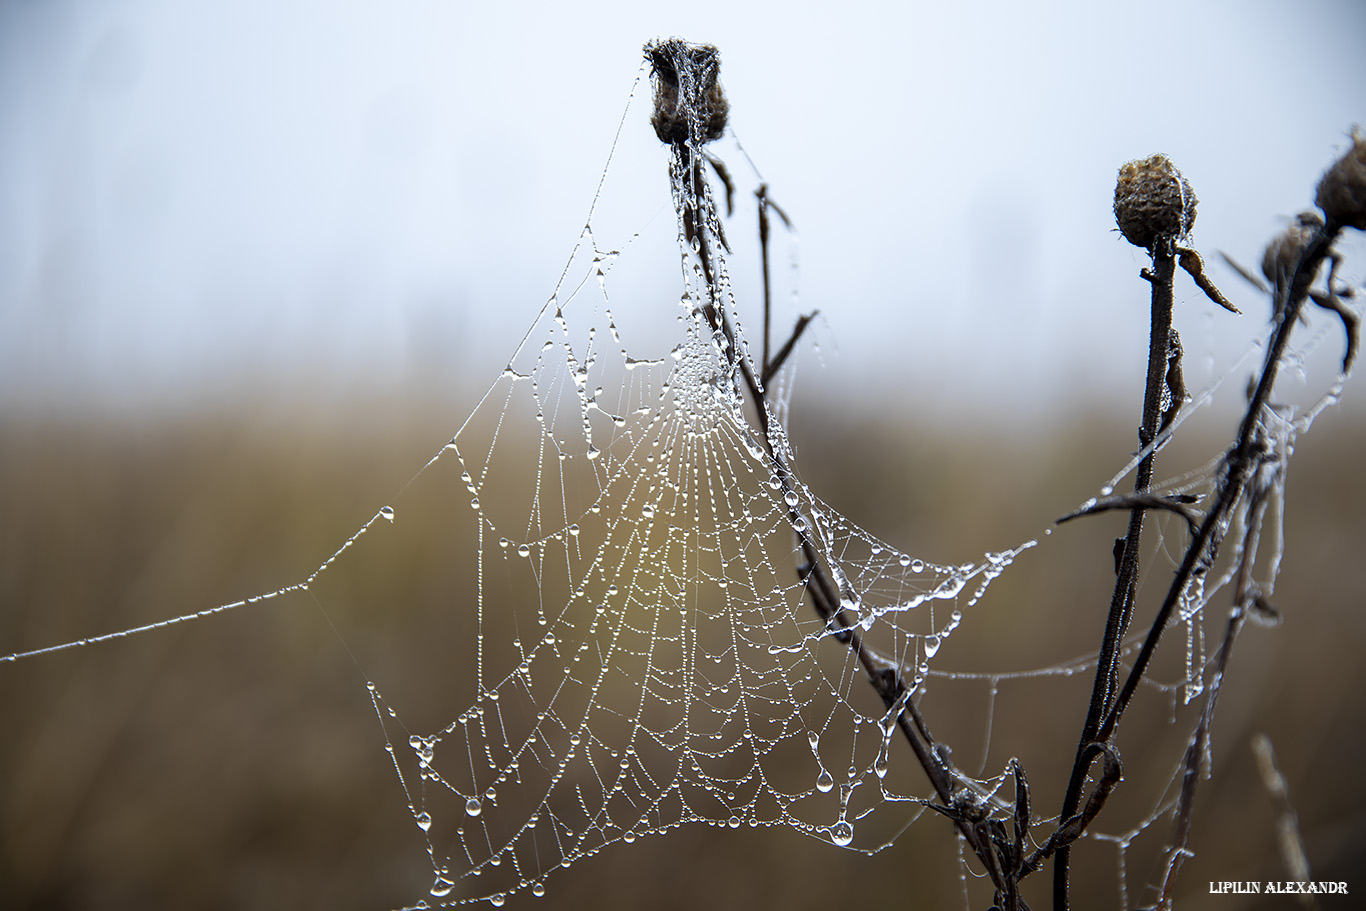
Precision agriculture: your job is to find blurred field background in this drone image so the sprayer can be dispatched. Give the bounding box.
[2,388,1363,910]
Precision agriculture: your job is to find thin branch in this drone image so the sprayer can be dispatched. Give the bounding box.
[1056,492,1202,538]
[1056,231,1177,909]
[762,311,818,387]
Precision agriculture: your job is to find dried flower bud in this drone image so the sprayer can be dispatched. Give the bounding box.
[1114,154,1198,249]
[646,39,729,146]
[1261,211,1324,289]
[1315,129,1366,230]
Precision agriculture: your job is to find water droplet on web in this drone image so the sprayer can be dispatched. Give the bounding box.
[430,876,455,898]
[466,797,483,817]
[622,831,636,844]
[498,537,509,549]
[898,553,911,567]
[874,753,889,779]
[416,811,432,831]
[923,634,942,658]
[831,821,854,846]
[816,769,834,793]
[910,559,925,573]
[1100,484,1114,496]
[568,524,580,536]
[517,544,531,558]
[470,497,480,510]
[532,883,546,897]
[490,895,506,907]
[586,446,600,460]
[379,506,395,523]
[728,816,741,829]
[642,504,655,518]
[784,491,799,508]
[808,730,819,749]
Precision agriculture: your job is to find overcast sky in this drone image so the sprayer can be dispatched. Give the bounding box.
[2,0,1363,423]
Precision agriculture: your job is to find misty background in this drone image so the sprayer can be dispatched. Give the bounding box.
[2,0,1363,422]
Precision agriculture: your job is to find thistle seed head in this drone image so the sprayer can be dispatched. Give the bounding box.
[1261,211,1324,288]
[1114,154,1198,249]
[1315,129,1366,231]
[646,39,729,146]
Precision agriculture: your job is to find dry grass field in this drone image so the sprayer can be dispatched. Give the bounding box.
[2,392,1362,910]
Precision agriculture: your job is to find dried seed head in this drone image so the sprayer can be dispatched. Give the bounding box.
[1315,129,1366,230]
[1114,154,1198,249]
[646,39,729,146]
[1261,211,1324,288]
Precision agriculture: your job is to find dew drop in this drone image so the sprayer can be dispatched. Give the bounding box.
[923,634,942,658]
[430,876,455,898]
[728,816,741,829]
[586,446,600,460]
[831,821,854,846]
[910,559,925,573]
[568,524,580,536]
[874,754,889,778]
[898,553,911,567]
[622,831,637,844]
[816,770,834,793]
[416,811,432,832]
[517,544,531,558]
[808,731,820,749]
[470,497,480,510]
[498,537,509,549]
[379,506,395,523]
[490,895,505,907]
[466,797,482,817]
[532,883,546,897]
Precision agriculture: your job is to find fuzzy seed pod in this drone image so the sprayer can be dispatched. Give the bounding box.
[1261,211,1324,289]
[1114,154,1198,249]
[646,39,729,146]
[1315,130,1366,231]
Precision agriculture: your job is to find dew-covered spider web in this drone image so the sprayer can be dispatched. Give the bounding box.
[4,38,1361,911]
[341,40,1040,904]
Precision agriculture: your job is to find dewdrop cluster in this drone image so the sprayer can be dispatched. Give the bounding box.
[646,38,729,146]
[1114,154,1198,249]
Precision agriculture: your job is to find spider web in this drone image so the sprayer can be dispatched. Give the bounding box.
[326,42,1034,906]
[3,39,1360,911]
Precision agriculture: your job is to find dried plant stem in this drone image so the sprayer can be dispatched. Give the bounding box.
[1101,221,1338,742]
[1055,235,1176,910]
